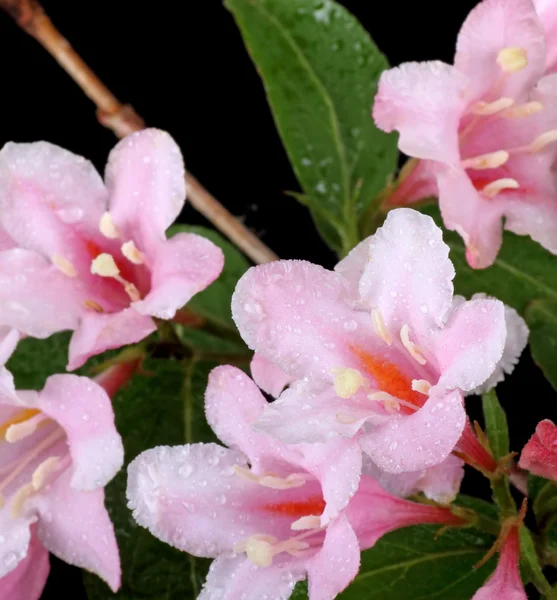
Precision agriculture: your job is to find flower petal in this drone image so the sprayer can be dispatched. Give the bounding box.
[38,374,124,490]
[306,514,360,600]
[373,61,467,163]
[199,554,306,600]
[0,528,49,600]
[414,455,465,504]
[359,208,455,332]
[0,141,107,256]
[68,307,156,370]
[334,238,371,297]
[455,0,546,101]
[132,232,224,320]
[0,249,83,338]
[534,0,557,73]
[250,354,293,398]
[105,129,186,252]
[0,508,32,578]
[433,297,506,393]
[232,261,368,382]
[360,390,466,474]
[32,470,121,592]
[0,328,19,402]
[504,198,557,256]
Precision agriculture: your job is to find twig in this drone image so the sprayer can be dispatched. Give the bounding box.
[0,0,279,265]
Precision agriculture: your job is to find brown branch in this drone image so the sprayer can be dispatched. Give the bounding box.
[0,0,279,265]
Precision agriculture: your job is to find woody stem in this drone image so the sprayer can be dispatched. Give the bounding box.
[0,0,279,265]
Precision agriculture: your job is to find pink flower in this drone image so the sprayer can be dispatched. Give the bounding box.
[534,0,557,73]
[0,349,123,590]
[373,0,557,268]
[0,527,49,600]
[232,209,517,474]
[127,365,463,600]
[519,419,557,480]
[0,129,224,369]
[472,527,527,600]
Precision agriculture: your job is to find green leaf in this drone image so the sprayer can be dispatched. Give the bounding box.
[482,390,510,461]
[420,205,557,392]
[226,0,397,255]
[519,528,557,599]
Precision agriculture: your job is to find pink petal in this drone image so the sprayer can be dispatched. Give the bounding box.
[0,226,15,251]
[0,141,107,255]
[0,328,19,402]
[33,470,121,592]
[519,419,557,480]
[68,307,156,370]
[334,238,370,297]
[455,0,546,101]
[38,374,124,490]
[0,508,32,578]
[373,61,467,163]
[504,198,557,256]
[534,0,557,72]
[105,129,186,253]
[0,528,49,600]
[306,514,360,600]
[232,261,369,383]
[0,249,84,338]
[433,297,507,393]
[302,439,362,524]
[250,354,293,398]
[360,390,466,474]
[132,232,224,320]
[359,208,455,332]
[437,167,505,269]
[414,455,465,504]
[199,554,306,600]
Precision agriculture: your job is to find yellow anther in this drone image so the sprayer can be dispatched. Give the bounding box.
[52,255,77,278]
[84,299,104,313]
[245,536,276,568]
[527,129,557,152]
[472,97,514,116]
[371,309,392,345]
[335,413,361,425]
[332,367,366,399]
[482,178,520,198]
[400,324,427,365]
[412,379,432,395]
[11,483,35,518]
[291,515,321,531]
[91,253,120,277]
[99,212,120,239]
[497,47,528,72]
[32,456,60,491]
[368,391,400,413]
[121,240,144,265]
[5,415,42,443]
[503,101,543,119]
[461,150,509,170]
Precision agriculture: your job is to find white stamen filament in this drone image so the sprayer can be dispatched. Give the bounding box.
[368,391,400,413]
[482,178,520,198]
[52,255,77,278]
[121,240,144,265]
[233,465,308,490]
[400,324,427,365]
[5,414,46,443]
[32,456,61,491]
[291,515,321,531]
[497,46,528,72]
[99,212,120,239]
[11,483,35,518]
[332,367,366,399]
[238,530,319,567]
[91,253,120,277]
[471,97,514,116]
[371,309,392,345]
[412,379,432,395]
[503,101,543,119]
[461,150,509,170]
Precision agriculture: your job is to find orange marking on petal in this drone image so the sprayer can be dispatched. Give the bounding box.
[352,346,425,411]
[0,409,41,438]
[262,496,326,518]
[85,239,104,260]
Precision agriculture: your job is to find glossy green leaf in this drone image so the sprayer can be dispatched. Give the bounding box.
[226,0,397,255]
[482,390,510,461]
[526,299,557,391]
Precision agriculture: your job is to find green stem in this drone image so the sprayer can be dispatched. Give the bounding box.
[490,474,516,519]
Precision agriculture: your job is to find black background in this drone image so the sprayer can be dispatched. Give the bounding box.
[0,0,552,597]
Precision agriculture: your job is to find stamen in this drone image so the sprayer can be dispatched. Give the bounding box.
[332,367,366,399]
[368,391,401,413]
[497,47,528,72]
[233,465,307,490]
[99,212,120,239]
[412,379,432,395]
[124,282,141,302]
[335,412,361,425]
[471,97,514,116]
[400,324,427,365]
[526,130,557,153]
[245,537,275,567]
[84,299,104,313]
[461,150,509,170]
[5,414,46,443]
[11,483,35,518]
[371,309,392,345]
[232,464,260,483]
[91,253,120,277]
[32,456,60,490]
[0,409,41,438]
[121,240,144,265]
[482,178,520,198]
[503,101,543,119]
[52,255,77,278]
[291,515,321,531]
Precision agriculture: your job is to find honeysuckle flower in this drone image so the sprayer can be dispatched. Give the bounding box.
[472,527,526,600]
[373,0,557,268]
[0,346,123,590]
[0,128,224,369]
[127,365,464,600]
[519,419,557,480]
[232,208,513,474]
[251,353,293,398]
[0,527,49,600]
